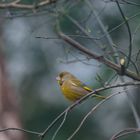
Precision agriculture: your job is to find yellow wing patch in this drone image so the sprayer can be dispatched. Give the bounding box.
[83,86,92,92]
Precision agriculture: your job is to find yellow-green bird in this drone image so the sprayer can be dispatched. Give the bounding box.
[56,71,105,102]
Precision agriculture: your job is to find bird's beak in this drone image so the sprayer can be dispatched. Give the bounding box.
[56,76,60,81]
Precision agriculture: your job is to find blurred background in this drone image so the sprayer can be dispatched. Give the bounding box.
[0,0,140,140]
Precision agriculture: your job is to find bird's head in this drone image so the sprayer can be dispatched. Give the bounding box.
[56,71,74,86]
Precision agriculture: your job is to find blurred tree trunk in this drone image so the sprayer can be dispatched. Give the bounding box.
[0,19,25,140]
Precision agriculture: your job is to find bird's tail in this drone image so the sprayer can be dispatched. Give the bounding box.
[92,94,106,99]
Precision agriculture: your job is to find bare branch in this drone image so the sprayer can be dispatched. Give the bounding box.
[52,111,68,140]
[0,0,56,9]
[0,82,139,139]
[58,31,140,81]
[120,0,140,7]
[39,81,140,139]
[111,128,140,140]
[67,90,127,140]
[99,10,140,41]
[0,128,40,136]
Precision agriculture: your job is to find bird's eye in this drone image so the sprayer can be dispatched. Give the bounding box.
[59,73,65,78]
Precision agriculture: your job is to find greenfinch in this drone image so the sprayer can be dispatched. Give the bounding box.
[56,71,105,102]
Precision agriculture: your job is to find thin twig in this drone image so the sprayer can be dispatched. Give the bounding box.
[0,0,56,9]
[64,14,103,49]
[52,111,68,140]
[131,22,140,63]
[136,49,140,62]
[111,128,140,140]
[0,128,40,136]
[86,0,117,62]
[67,90,128,140]
[99,10,140,41]
[121,0,140,7]
[36,10,140,42]
[115,0,132,68]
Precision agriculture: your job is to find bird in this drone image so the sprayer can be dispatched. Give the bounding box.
[56,71,105,102]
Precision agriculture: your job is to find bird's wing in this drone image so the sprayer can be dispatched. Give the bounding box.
[70,79,106,99]
[70,78,92,92]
